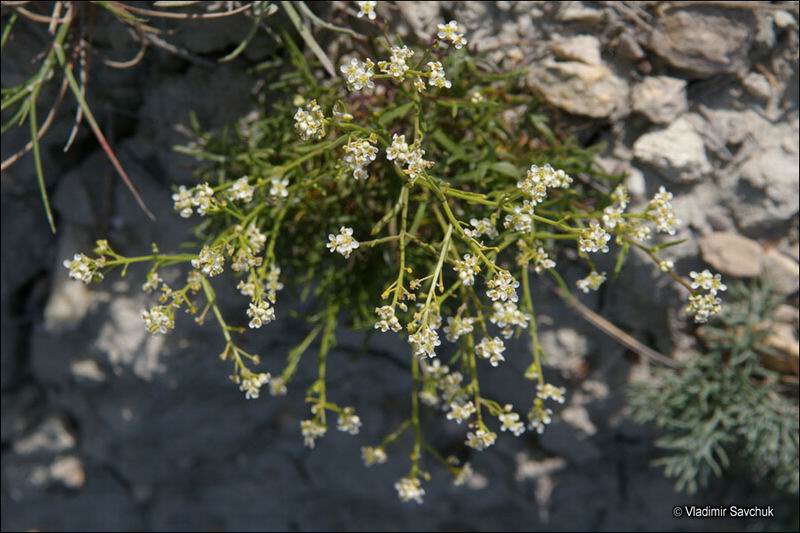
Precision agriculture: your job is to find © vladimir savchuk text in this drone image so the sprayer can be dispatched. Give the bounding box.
[680,505,775,518]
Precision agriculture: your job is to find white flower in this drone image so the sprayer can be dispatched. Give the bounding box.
[142,271,162,293]
[401,145,434,183]
[356,0,377,20]
[409,324,441,359]
[265,264,284,302]
[337,407,362,435]
[659,259,675,272]
[378,46,414,81]
[269,376,288,397]
[489,302,528,338]
[229,177,254,203]
[465,427,497,451]
[453,463,474,486]
[436,20,468,49]
[499,404,525,436]
[294,99,326,141]
[362,446,388,466]
[446,400,476,424]
[375,305,402,332]
[602,205,624,229]
[576,271,606,293]
[504,205,533,233]
[395,476,425,504]
[453,254,480,286]
[475,336,506,367]
[426,61,451,89]
[343,137,378,180]
[191,246,224,277]
[686,293,722,323]
[486,270,519,303]
[239,372,270,400]
[531,246,556,273]
[518,164,572,206]
[141,305,173,335]
[192,183,216,215]
[611,184,630,209]
[172,185,194,218]
[648,186,681,235]
[466,217,498,240]
[386,133,410,162]
[689,269,727,295]
[537,383,566,404]
[340,57,375,91]
[444,315,475,342]
[327,226,360,258]
[269,177,289,199]
[247,298,276,328]
[578,222,611,254]
[527,402,553,434]
[63,253,104,284]
[300,419,327,448]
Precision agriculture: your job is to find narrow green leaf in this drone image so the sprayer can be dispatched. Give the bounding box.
[378,101,414,127]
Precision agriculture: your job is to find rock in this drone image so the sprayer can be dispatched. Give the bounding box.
[698,232,763,278]
[761,322,799,375]
[649,5,756,75]
[742,72,772,101]
[762,249,800,296]
[633,117,712,183]
[773,10,796,29]
[736,143,800,232]
[617,32,645,60]
[553,35,602,65]
[13,416,76,456]
[48,455,87,490]
[774,304,799,325]
[71,359,107,383]
[632,76,688,124]
[528,60,629,118]
[557,2,604,24]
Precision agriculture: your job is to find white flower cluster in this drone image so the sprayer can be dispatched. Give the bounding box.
[375,305,402,332]
[228,177,254,203]
[300,419,327,449]
[63,253,105,284]
[337,407,362,435]
[361,446,388,466]
[409,324,441,359]
[527,401,553,434]
[191,246,224,277]
[378,46,414,81]
[327,226,360,258]
[141,305,174,335]
[517,163,573,207]
[172,182,219,218]
[686,269,726,323]
[504,204,533,233]
[444,315,475,342]
[602,184,629,230]
[576,271,606,293]
[239,372,270,400]
[343,137,378,180]
[453,253,480,286]
[530,245,556,273]
[395,476,425,504]
[294,99,326,141]
[464,218,498,241]
[356,0,377,20]
[465,427,497,451]
[270,177,289,199]
[537,383,567,404]
[498,404,525,436]
[247,298,276,328]
[446,400,476,424]
[490,302,528,338]
[426,61,452,89]
[648,186,680,236]
[475,336,506,367]
[436,20,467,49]
[578,221,611,254]
[486,270,519,303]
[340,57,375,92]
[386,134,434,183]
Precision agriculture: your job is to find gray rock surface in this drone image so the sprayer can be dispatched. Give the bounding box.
[2,2,798,531]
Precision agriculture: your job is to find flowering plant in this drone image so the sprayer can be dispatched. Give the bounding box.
[64,7,725,503]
